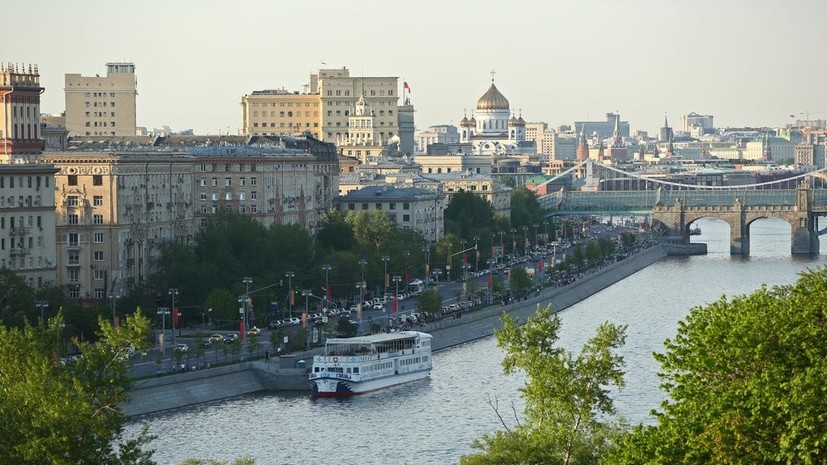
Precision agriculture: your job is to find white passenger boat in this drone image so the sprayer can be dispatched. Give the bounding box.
[309,331,433,398]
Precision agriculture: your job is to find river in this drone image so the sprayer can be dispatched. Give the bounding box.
[127,217,827,465]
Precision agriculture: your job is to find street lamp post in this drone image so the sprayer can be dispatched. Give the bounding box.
[391,275,401,330]
[301,289,312,350]
[358,258,367,301]
[108,294,120,326]
[381,255,390,298]
[510,228,516,258]
[168,288,178,345]
[460,240,467,282]
[473,236,479,271]
[284,271,295,318]
[433,268,442,286]
[322,264,333,305]
[422,245,430,282]
[202,307,212,328]
[156,307,170,353]
[35,300,49,322]
[543,221,549,248]
[522,226,529,256]
[242,277,253,336]
[533,224,539,251]
[403,250,410,282]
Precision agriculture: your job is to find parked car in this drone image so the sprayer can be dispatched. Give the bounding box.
[173,343,189,353]
[372,303,384,311]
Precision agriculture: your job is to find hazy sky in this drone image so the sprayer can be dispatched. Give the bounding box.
[6,0,826,135]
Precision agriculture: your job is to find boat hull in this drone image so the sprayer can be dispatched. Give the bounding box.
[311,368,430,398]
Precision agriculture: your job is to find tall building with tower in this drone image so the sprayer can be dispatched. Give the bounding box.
[0,63,45,161]
[64,62,137,137]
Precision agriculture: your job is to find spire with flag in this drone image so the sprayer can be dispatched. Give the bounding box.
[403,81,411,93]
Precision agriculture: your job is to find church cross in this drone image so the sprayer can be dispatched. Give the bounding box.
[490,69,496,82]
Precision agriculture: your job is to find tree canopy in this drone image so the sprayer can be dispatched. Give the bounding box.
[605,267,827,464]
[510,187,546,231]
[462,305,627,465]
[0,309,155,464]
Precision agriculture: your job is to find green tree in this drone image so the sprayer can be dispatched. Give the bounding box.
[597,237,616,259]
[315,209,356,252]
[461,306,627,465]
[605,268,827,465]
[569,245,585,269]
[510,187,546,230]
[0,309,156,465]
[416,288,443,316]
[0,267,36,327]
[444,191,497,239]
[585,241,600,264]
[346,210,395,251]
[620,232,636,249]
[509,267,533,296]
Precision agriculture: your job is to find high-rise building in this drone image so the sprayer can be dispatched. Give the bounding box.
[1,63,45,161]
[682,112,714,134]
[415,125,459,153]
[0,164,59,289]
[573,113,629,141]
[64,62,137,137]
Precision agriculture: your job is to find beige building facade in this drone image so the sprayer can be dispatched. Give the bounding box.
[42,151,195,299]
[336,185,444,242]
[241,68,399,148]
[1,63,46,160]
[0,164,58,288]
[415,154,492,176]
[240,90,321,138]
[422,171,512,219]
[64,62,137,137]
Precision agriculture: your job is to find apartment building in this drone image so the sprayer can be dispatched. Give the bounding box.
[64,62,137,137]
[336,185,444,243]
[422,171,512,219]
[0,164,58,288]
[241,68,399,147]
[41,150,195,299]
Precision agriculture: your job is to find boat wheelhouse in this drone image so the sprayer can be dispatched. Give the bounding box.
[309,331,432,398]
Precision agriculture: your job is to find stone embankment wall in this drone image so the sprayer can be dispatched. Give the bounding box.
[124,243,696,417]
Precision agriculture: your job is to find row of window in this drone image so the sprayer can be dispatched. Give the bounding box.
[198,177,258,187]
[85,111,115,117]
[250,102,319,108]
[0,236,42,250]
[83,101,116,108]
[201,204,259,214]
[251,111,319,118]
[84,131,117,136]
[84,92,116,98]
[67,195,104,206]
[67,214,105,225]
[199,191,257,201]
[252,122,316,128]
[198,163,258,173]
[85,121,116,127]
[0,175,50,189]
[0,215,43,229]
[325,89,394,97]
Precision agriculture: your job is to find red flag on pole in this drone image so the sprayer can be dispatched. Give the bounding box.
[239,321,245,341]
[487,272,492,289]
[326,283,332,300]
[538,257,543,273]
[392,295,398,313]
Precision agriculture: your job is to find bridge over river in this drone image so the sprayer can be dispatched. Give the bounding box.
[537,160,827,254]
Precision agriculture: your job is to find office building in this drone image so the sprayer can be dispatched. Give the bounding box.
[64,62,137,137]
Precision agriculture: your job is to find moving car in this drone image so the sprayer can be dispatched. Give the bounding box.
[247,326,261,336]
[208,334,224,344]
[173,343,189,353]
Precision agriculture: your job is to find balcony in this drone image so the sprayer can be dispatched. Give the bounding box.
[9,248,25,256]
[10,227,30,236]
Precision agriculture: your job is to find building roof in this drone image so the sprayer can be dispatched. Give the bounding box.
[339,185,437,200]
[476,82,510,111]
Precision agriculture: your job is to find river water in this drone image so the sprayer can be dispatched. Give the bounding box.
[128,217,827,465]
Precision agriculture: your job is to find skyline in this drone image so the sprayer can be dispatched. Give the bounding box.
[6,0,827,136]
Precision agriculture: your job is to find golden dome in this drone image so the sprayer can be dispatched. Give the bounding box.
[476,82,510,110]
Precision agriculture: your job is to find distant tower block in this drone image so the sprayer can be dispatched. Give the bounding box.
[0,63,45,159]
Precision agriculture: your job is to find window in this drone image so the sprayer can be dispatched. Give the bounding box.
[93,214,104,224]
[403,214,410,222]
[67,175,78,186]
[225,163,231,172]
[212,177,218,186]
[68,251,79,265]
[94,289,105,299]
[225,178,232,187]
[94,270,106,280]
[68,214,79,225]
[239,177,246,186]
[251,204,257,214]
[93,195,103,206]
[348,203,355,210]
[389,203,396,210]
[94,232,104,243]
[403,203,410,210]
[92,175,103,186]
[375,203,382,210]
[200,193,207,201]
[68,233,79,247]
[250,177,257,186]
[362,203,368,210]
[67,196,79,207]
[251,191,257,200]
[93,251,104,261]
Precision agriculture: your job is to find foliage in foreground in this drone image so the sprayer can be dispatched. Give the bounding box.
[461,305,627,465]
[604,267,827,465]
[0,309,155,465]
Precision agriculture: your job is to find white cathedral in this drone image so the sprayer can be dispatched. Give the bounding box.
[459,77,536,157]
